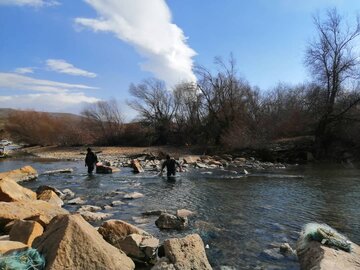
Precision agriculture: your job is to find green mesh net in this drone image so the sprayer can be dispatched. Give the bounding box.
[0,248,45,270]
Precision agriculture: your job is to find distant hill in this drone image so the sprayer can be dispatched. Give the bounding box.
[0,108,83,134]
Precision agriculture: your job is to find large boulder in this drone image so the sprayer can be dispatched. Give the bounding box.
[0,178,37,202]
[0,166,38,182]
[9,220,44,246]
[160,234,212,270]
[37,190,64,207]
[0,200,68,230]
[155,213,188,230]
[296,222,360,269]
[0,240,27,255]
[297,241,360,269]
[98,220,158,262]
[33,214,135,270]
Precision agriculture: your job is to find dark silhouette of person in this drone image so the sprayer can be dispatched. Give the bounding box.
[160,155,182,177]
[85,147,98,174]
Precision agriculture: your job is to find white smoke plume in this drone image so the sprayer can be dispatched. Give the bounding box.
[75,0,197,87]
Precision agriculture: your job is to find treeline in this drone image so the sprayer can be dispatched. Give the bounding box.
[4,8,360,159]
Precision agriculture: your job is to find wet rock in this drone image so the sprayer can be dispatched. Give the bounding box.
[0,200,68,230]
[131,159,144,173]
[0,240,28,255]
[42,168,73,175]
[78,211,113,222]
[111,200,125,206]
[279,242,296,257]
[155,213,188,230]
[0,166,38,183]
[142,210,167,216]
[61,188,75,200]
[196,163,209,169]
[33,214,135,270]
[163,234,212,270]
[96,164,112,174]
[123,192,144,200]
[37,190,64,207]
[67,197,86,205]
[36,185,63,197]
[262,248,284,260]
[0,178,37,202]
[176,209,195,218]
[78,205,102,212]
[9,220,44,246]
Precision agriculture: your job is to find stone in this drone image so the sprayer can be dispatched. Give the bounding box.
[96,165,112,174]
[297,240,360,270]
[61,188,75,200]
[279,242,296,256]
[0,235,9,241]
[9,220,44,246]
[0,240,28,255]
[182,156,199,165]
[42,168,73,175]
[37,190,64,207]
[111,200,125,206]
[163,234,212,270]
[98,220,158,262]
[123,192,144,199]
[0,166,38,183]
[0,200,68,230]
[176,209,195,218]
[67,197,86,205]
[78,205,102,212]
[36,185,63,197]
[0,178,37,202]
[207,160,223,166]
[151,257,176,270]
[78,211,113,222]
[131,159,144,173]
[155,213,188,230]
[33,214,135,270]
[142,210,167,216]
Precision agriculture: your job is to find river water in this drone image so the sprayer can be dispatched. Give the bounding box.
[1,157,359,270]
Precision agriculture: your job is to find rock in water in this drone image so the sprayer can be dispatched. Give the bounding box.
[0,166,38,183]
[42,168,73,175]
[96,165,112,174]
[33,214,135,270]
[131,159,144,173]
[155,213,188,230]
[37,190,64,207]
[162,234,212,270]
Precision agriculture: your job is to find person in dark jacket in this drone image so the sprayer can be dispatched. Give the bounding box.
[85,147,98,174]
[160,155,182,177]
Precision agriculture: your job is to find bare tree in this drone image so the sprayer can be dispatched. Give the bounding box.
[305,8,360,157]
[128,78,177,144]
[81,99,124,145]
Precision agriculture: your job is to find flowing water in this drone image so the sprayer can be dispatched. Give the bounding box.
[1,157,360,270]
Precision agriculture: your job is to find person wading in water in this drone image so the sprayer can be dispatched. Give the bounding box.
[159,155,183,177]
[85,147,98,174]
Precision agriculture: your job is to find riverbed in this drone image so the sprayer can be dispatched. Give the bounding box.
[1,157,359,270]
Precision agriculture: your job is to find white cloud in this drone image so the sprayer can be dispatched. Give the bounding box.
[0,0,59,7]
[75,0,197,87]
[0,72,96,93]
[0,92,99,113]
[14,67,35,74]
[46,59,97,78]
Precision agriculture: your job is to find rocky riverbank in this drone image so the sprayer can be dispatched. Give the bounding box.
[1,166,360,269]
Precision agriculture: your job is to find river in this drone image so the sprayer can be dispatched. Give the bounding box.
[1,157,359,270]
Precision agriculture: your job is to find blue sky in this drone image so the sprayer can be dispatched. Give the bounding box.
[1,0,360,120]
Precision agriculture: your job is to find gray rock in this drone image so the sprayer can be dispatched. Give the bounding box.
[155,213,188,230]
